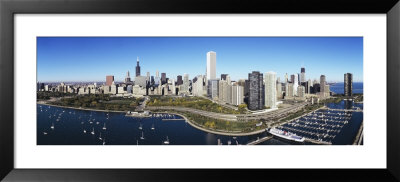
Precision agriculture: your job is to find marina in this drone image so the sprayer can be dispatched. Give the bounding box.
[273,100,363,145]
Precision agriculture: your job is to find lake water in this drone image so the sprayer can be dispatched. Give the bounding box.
[329,82,363,95]
[37,104,268,145]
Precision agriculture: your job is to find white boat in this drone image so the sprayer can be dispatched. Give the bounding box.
[139,124,143,130]
[43,132,47,135]
[140,132,145,140]
[83,129,87,134]
[163,136,169,145]
[50,123,54,130]
[102,123,107,130]
[103,137,106,145]
[151,124,155,130]
[268,128,305,142]
[91,128,95,135]
[99,133,102,140]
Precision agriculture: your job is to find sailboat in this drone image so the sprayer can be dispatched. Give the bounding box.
[151,124,155,130]
[99,133,102,140]
[139,123,143,130]
[91,127,95,135]
[103,137,106,145]
[163,136,169,145]
[102,123,107,130]
[50,123,54,130]
[140,132,145,140]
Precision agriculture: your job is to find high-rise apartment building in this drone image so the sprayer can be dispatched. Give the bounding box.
[206,51,216,80]
[344,73,353,97]
[231,84,244,106]
[264,72,277,109]
[248,71,264,110]
[320,75,326,94]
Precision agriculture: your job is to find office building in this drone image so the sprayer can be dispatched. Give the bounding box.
[106,75,114,86]
[207,79,219,100]
[161,73,167,85]
[206,51,216,80]
[135,57,141,77]
[298,85,305,98]
[177,75,183,85]
[125,71,131,84]
[183,73,190,93]
[300,67,306,83]
[135,76,147,88]
[221,74,228,81]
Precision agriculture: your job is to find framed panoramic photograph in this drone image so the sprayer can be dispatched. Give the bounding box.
[1,0,400,181]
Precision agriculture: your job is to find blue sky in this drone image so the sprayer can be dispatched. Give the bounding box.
[37,37,363,83]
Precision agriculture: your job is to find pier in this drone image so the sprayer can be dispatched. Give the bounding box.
[353,120,363,145]
[247,136,273,145]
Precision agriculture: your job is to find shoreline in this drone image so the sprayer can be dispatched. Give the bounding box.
[37,101,265,136]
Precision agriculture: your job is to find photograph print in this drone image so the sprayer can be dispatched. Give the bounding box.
[36,37,363,145]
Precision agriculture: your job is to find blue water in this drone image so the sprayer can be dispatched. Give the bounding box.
[330,82,363,95]
[38,99,363,145]
[37,104,267,145]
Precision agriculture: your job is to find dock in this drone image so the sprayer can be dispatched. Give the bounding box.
[161,119,186,121]
[247,136,273,145]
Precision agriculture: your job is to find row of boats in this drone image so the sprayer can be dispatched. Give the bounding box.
[274,109,354,144]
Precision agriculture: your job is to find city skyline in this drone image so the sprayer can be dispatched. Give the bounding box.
[37,37,363,83]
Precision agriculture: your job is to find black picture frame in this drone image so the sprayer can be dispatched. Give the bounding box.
[1,0,399,181]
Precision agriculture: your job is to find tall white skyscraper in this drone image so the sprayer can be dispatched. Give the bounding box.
[293,74,298,96]
[183,73,190,93]
[264,72,277,109]
[206,51,216,80]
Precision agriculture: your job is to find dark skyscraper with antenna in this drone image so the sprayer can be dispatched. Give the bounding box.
[136,57,141,77]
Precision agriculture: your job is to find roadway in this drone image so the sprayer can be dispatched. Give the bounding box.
[146,102,308,123]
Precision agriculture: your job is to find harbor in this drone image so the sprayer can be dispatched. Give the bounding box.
[271,100,363,145]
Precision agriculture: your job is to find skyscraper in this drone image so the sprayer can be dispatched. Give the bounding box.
[264,72,277,109]
[125,71,131,84]
[320,75,326,94]
[221,74,228,81]
[290,74,295,84]
[135,57,141,77]
[293,74,298,96]
[161,73,167,85]
[106,75,114,86]
[206,51,216,80]
[177,75,183,85]
[284,73,288,83]
[300,67,306,83]
[344,73,353,96]
[183,73,190,93]
[248,71,264,110]
[207,79,219,100]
